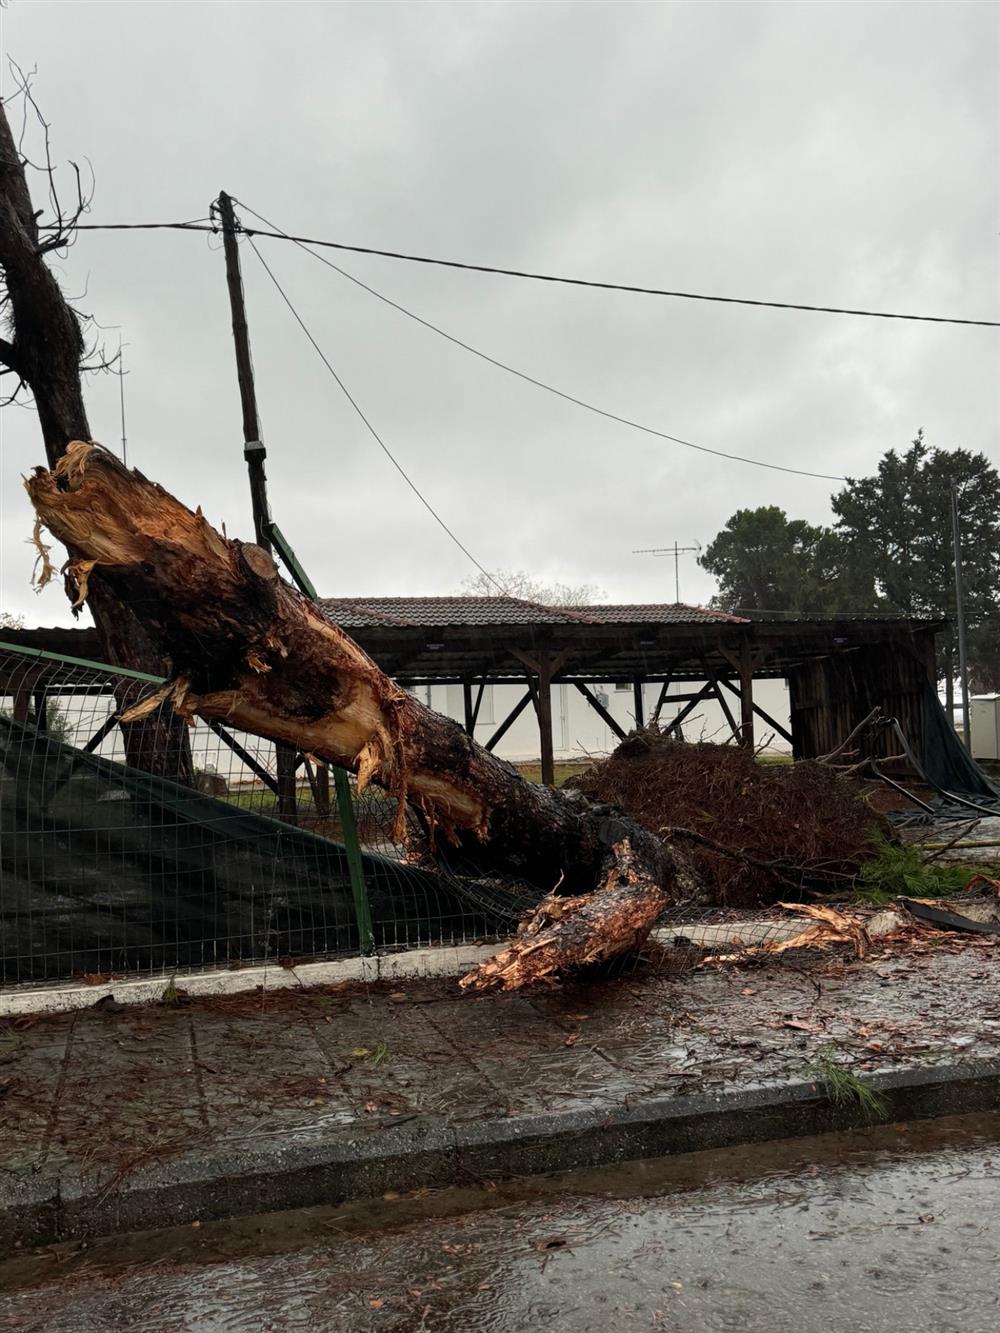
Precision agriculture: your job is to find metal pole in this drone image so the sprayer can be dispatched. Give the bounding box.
[674,543,680,603]
[215,190,272,553]
[951,484,971,747]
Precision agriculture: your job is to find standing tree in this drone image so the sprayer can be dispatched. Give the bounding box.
[699,506,874,616]
[832,433,1000,705]
[0,72,192,779]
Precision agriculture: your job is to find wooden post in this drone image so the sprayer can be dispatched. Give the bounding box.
[511,649,569,787]
[632,679,645,729]
[216,190,296,822]
[315,762,331,817]
[537,659,555,787]
[463,679,475,736]
[738,641,755,748]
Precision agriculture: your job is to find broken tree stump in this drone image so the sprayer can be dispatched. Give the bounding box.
[26,443,688,989]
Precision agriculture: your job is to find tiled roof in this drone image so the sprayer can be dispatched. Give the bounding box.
[318,596,748,630]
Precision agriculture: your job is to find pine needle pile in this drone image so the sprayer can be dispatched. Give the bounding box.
[567,729,888,906]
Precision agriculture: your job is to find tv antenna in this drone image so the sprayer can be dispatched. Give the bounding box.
[633,541,702,603]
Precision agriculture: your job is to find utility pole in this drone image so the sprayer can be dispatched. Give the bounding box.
[633,542,702,603]
[951,483,971,748]
[215,190,272,554]
[215,190,297,820]
[117,334,128,467]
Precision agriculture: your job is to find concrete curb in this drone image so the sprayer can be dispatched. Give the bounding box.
[4,1057,998,1250]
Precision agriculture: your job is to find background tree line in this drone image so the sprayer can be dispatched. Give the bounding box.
[699,432,1000,707]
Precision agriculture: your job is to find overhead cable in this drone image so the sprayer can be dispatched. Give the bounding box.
[66,219,1000,329]
[244,237,503,591]
[237,200,849,483]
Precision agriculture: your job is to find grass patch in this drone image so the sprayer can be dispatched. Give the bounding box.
[810,1048,887,1120]
[854,836,980,905]
[351,1041,389,1067]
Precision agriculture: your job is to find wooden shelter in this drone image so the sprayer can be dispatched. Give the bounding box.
[2,600,942,786]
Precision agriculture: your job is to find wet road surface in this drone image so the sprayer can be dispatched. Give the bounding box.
[2,1112,998,1332]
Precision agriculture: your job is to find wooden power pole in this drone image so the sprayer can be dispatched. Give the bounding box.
[215,190,297,821]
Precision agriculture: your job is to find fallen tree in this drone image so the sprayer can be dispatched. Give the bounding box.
[26,442,691,990]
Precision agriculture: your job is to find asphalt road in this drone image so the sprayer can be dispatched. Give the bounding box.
[2,1112,998,1332]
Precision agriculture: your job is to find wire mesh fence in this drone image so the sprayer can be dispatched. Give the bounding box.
[0,641,519,987]
[1,639,875,993]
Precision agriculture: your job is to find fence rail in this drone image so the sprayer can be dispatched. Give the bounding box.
[0,641,516,986]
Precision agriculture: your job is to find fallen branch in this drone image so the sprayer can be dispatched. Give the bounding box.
[703,902,870,964]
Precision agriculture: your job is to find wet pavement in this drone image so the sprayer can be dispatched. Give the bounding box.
[2,934,998,1197]
[1,1111,998,1331]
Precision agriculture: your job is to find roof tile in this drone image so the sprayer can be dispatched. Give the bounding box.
[317,596,748,630]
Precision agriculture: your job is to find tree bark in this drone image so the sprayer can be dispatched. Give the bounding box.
[27,443,688,987]
[0,102,193,781]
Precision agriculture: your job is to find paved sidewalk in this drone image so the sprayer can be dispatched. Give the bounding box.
[2,931,998,1245]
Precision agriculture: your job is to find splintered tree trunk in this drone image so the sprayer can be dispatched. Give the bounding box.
[27,443,688,989]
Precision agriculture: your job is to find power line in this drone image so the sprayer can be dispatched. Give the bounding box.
[236,200,848,482]
[68,219,1000,329]
[243,236,503,591]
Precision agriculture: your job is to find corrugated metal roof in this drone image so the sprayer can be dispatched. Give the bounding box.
[317,596,747,630]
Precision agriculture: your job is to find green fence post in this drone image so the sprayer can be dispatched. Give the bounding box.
[333,765,374,954]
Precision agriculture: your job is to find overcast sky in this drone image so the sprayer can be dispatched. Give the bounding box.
[0,1,997,628]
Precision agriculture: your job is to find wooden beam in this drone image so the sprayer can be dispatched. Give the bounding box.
[484,688,533,752]
[665,680,715,735]
[206,719,280,794]
[651,676,672,723]
[463,679,475,735]
[710,677,742,744]
[717,677,794,745]
[573,681,628,742]
[83,711,119,754]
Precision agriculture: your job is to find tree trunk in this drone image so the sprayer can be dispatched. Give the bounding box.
[27,443,688,988]
[0,103,193,782]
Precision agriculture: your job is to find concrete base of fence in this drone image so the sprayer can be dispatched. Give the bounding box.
[0,907,915,1018]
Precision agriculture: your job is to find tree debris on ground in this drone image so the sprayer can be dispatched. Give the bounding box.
[565,727,889,905]
[702,902,871,965]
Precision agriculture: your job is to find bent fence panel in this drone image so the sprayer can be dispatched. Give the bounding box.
[0,642,513,986]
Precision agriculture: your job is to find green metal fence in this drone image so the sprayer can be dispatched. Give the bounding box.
[0,641,524,986]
